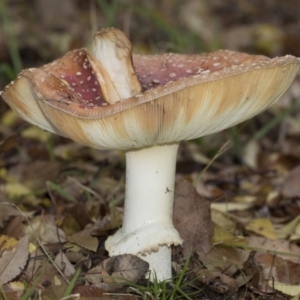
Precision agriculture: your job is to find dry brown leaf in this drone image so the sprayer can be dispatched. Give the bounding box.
[271,281,300,297]
[25,215,66,244]
[255,252,300,285]
[173,180,213,256]
[8,160,61,192]
[73,285,138,300]
[72,286,105,299]
[194,179,223,199]
[218,273,239,294]
[24,248,69,289]
[247,236,300,263]
[105,254,149,283]
[0,282,24,300]
[62,202,92,230]
[0,235,18,250]
[0,182,33,200]
[53,251,76,277]
[65,251,92,270]
[276,257,300,285]
[277,215,300,240]
[20,126,52,143]
[213,223,247,246]
[197,269,242,294]
[23,248,46,284]
[0,235,29,284]
[67,228,99,252]
[197,245,250,276]
[211,202,253,213]
[86,254,149,286]
[247,252,300,294]
[243,139,260,169]
[211,210,236,233]
[0,110,19,127]
[0,135,17,153]
[2,216,25,239]
[91,210,124,235]
[246,218,277,239]
[196,268,220,284]
[54,142,85,160]
[0,200,21,227]
[282,165,300,198]
[85,265,108,285]
[197,268,241,295]
[41,275,69,300]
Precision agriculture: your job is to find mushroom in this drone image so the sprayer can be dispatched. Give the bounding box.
[1,28,299,281]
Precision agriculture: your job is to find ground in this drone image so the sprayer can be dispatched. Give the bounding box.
[1,0,300,299]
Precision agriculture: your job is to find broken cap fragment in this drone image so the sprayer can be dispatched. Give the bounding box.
[1,27,300,281]
[91,28,142,103]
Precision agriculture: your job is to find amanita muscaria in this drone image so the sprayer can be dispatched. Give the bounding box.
[1,28,299,280]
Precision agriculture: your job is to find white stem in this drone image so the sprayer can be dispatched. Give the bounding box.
[105,143,183,281]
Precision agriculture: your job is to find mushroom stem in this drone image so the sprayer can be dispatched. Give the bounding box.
[105,143,183,281]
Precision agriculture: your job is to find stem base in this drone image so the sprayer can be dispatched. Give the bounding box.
[105,144,182,281]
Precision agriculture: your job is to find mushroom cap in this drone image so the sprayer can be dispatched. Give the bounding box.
[1,47,299,150]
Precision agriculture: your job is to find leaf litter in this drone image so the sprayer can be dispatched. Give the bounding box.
[1,1,300,299]
[0,235,29,285]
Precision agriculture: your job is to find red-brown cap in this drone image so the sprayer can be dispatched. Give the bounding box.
[1,29,299,150]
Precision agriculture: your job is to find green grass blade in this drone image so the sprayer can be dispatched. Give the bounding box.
[63,268,81,297]
[0,284,8,300]
[46,181,77,202]
[95,0,119,27]
[0,0,23,75]
[254,101,300,141]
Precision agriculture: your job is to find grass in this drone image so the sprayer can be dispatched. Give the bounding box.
[62,268,82,299]
[127,255,202,300]
[0,267,81,300]
[95,0,119,28]
[0,0,22,81]
[193,139,231,186]
[95,0,207,53]
[0,239,199,300]
[254,100,300,140]
[0,285,8,300]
